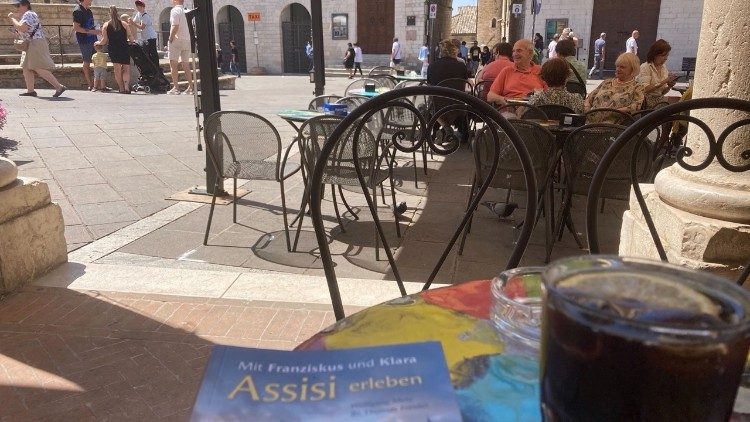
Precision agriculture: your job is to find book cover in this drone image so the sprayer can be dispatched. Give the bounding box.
[190,341,462,421]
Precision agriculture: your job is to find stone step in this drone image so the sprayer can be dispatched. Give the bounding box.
[0,53,84,65]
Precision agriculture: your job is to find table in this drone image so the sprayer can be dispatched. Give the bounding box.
[296,280,541,420]
[296,278,750,420]
[394,74,426,82]
[673,82,690,94]
[348,87,391,98]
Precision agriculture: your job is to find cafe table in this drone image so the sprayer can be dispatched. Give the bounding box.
[348,87,391,98]
[393,74,427,82]
[296,279,541,420]
[296,278,750,420]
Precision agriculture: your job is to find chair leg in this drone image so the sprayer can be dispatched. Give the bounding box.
[331,185,345,233]
[389,177,401,238]
[338,185,358,220]
[233,177,238,223]
[380,182,386,203]
[373,183,380,261]
[600,198,606,214]
[412,150,419,188]
[292,183,310,252]
[279,178,292,252]
[543,184,554,263]
[203,177,220,246]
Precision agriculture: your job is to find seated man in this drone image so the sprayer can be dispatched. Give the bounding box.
[477,42,513,83]
[487,39,546,106]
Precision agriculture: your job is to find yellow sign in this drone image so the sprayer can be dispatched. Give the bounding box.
[247,12,261,22]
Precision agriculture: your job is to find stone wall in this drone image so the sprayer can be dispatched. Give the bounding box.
[477,0,506,47]
[0,3,134,54]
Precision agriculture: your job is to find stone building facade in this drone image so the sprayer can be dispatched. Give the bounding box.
[94,0,451,74]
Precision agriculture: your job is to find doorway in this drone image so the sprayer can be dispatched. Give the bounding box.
[356,0,395,54]
[589,0,662,74]
[281,3,311,74]
[217,6,247,73]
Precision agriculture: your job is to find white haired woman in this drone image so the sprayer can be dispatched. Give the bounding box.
[584,52,644,122]
[7,0,66,97]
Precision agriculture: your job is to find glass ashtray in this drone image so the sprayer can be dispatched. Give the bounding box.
[491,267,545,354]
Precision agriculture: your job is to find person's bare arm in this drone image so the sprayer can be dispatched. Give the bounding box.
[7,13,29,33]
[486,91,507,106]
[98,22,109,45]
[169,22,178,42]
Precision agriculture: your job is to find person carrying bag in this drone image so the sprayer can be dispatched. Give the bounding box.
[7,0,66,97]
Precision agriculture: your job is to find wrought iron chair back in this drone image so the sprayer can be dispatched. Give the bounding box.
[473,80,493,101]
[308,95,343,111]
[394,80,424,90]
[519,105,550,120]
[307,86,539,319]
[566,80,587,98]
[585,107,636,125]
[370,74,398,89]
[344,78,382,96]
[335,96,367,112]
[435,77,475,94]
[585,98,750,285]
[203,111,300,250]
[368,66,396,76]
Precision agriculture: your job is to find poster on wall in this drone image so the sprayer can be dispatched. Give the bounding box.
[332,14,348,40]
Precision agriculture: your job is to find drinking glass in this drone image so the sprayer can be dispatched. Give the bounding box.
[540,256,750,421]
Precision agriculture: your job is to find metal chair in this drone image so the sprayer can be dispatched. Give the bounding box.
[335,96,367,111]
[585,107,636,125]
[308,95,343,112]
[519,105,550,120]
[293,115,401,257]
[394,80,424,90]
[586,98,750,286]
[436,77,474,94]
[344,78,382,96]
[459,119,558,262]
[307,86,539,320]
[557,123,651,246]
[536,104,575,121]
[370,74,398,89]
[566,81,587,98]
[203,111,301,250]
[376,99,429,188]
[473,80,493,101]
[368,66,396,76]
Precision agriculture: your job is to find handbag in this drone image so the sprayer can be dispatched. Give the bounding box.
[13,24,39,52]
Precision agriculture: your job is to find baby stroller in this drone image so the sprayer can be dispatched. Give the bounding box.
[129,43,170,93]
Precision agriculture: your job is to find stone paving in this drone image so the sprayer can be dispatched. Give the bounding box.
[0,76,626,420]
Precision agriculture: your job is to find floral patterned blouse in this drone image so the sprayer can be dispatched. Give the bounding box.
[528,86,584,114]
[19,11,44,40]
[584,78,644,116]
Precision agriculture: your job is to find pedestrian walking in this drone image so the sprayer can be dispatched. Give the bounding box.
[589,32,606,79]
[167,0,194,94]
[8,0,66,97]
[305,39,313,70]
[133,0,158,67]
[216,43,224,74]
[73,0,101,91]
[548,33,559,59]
[468,40,481,77]
[418,42,429,77]
[626,30,639,55]
[353,42,363,77]
[91,42,109,91]
[533,33,543,61]
[344,42,355,78]
[391,37,402,66]
[229,40,240,77]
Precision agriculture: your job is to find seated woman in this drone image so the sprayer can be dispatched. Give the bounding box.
[584,52,644,122]
[638,39,677,109]
[528,58,584,114]
[427,39,470,140]
[554,38,587,85]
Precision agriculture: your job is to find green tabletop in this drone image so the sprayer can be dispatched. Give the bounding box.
[348,87,391,98]
[277,109,325,123]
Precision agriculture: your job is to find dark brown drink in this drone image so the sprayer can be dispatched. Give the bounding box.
[540,257,750,421]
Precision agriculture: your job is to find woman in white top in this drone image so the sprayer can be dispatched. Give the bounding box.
[7,0,66,97]
[637,39,678,109]
[353,42,363,77]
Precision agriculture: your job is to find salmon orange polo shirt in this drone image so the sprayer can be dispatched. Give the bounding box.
[489,63,547,99]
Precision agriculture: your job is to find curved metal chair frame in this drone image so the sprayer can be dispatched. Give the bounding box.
[368,66,397,76]
[459,119,559,262]
[499,103,546,120]
[203,111,301,251]
[585,107,636,125]
[308,86,539,319]
[370,74,398,89]
[308,95,343,111]
[586,97,750,285]
[473,80,494,101]
[376,99,430,188]
[435,78,475,94]
[344,78,382,97]
[566,81,587,98]
[394,80,425,90]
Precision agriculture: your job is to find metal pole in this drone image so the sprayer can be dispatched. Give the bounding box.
[189,0,223,195]
[311,0,325,96]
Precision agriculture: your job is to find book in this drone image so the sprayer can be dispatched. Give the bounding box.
[190,342,462,421]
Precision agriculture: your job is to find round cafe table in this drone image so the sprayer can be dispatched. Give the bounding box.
[296,280,541,420]
[296,279,750,421]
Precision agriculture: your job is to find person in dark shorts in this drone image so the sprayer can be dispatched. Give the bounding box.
[344,42,355,78]
[73,0,100,91]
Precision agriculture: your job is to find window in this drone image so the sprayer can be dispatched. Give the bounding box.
[545,18,568,46]
[491,18,497,28]
[332,14,348,40]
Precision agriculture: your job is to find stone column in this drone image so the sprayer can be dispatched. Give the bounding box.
[619,0,750,280]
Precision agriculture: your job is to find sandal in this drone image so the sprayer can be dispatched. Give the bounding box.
[53,85,67,98]
[19,91,37,97]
